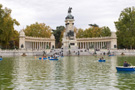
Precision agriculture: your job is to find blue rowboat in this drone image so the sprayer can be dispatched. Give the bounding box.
[39,57,47,60]
[98,60,106,62]
[0,58,2,60]
[49,58,58,60]
[116,66,135,71]
[39,57,42,60]
[48,57,54,59]
[109,55,114,56]
[43,58,47,60]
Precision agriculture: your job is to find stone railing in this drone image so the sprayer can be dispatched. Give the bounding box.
[25,36,55,41]
[76,36,116,40]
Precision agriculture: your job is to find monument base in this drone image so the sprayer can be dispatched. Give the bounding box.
[62,41,78,50]
[62,45,78,50]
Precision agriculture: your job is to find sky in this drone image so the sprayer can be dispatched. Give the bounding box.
[1,0,135,32]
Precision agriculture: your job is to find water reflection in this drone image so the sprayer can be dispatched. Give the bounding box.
[116,71,135,90]
[0,56,135,89]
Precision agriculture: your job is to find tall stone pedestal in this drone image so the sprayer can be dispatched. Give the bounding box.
[62,7,78,50]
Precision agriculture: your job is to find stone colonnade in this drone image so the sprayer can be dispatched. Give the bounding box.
[32,42,50,50]
[23,36,55,50]
[77,41,111,49]
[77,35,117,49]
[19,29,55,50]
[25,41,52,50]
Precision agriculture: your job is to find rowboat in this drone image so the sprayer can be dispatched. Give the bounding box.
[49,58,58,60]
[43,58,47,60]
[0,56,2,60]
[98,60,106,62]
[0,58,2,60]
[109,54,114,56]
[39,57,47,60]
[116,66,135,71]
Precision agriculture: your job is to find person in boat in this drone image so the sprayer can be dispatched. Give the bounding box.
[51,55,53,58]
[123,61,130,67]
[99,57,104,60]
[101,57,104,60]
[54,57,57,59]
[99,58,102,60]
[43,55,47,58]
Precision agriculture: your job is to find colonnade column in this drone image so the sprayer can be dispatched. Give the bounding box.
[34,42,35,50]
[80,42,81,49]
[43,42,44,49]
[85,42,86,49]
[101,42,102,49]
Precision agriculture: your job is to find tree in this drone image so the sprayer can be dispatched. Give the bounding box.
[87,27,101,37]
[115,7,135,49]
[52,26,65,48]
[10,30,19,49]
[76,26,111,38]
[24,22,51,38]
[76,28,84,38]
[0,4,20,49]
[100,26,111,37]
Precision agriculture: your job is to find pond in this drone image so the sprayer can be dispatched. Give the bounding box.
[0,56,135,90]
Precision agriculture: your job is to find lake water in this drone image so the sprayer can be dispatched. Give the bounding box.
[0,56,135,90]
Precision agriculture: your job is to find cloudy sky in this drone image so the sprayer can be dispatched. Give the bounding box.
[1,0,135,31]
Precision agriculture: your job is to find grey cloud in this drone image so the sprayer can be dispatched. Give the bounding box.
[1,0,135,31]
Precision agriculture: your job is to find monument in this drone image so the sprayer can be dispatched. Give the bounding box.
[62,7,78,49]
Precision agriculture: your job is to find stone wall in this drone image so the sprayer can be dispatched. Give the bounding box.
[0,49,51,56]
[1,49,135,56]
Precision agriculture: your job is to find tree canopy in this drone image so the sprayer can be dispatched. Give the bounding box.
[76,25,111,38]
[24,22,51,38]
[115,7,135,49]
[76,28,84,38]
[52,26,65,48]
[0,4,20,49]
[100,26,111,37]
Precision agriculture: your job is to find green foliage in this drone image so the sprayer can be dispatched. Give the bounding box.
[100,26,111,37]
[88,27,101,37]
[24,22,51,38]
[115,7,135,49]
[11,30,19,49]
[76,28,84,38]
[0,4,20,49]
[53,26,65,48]
[76,25,111,38]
